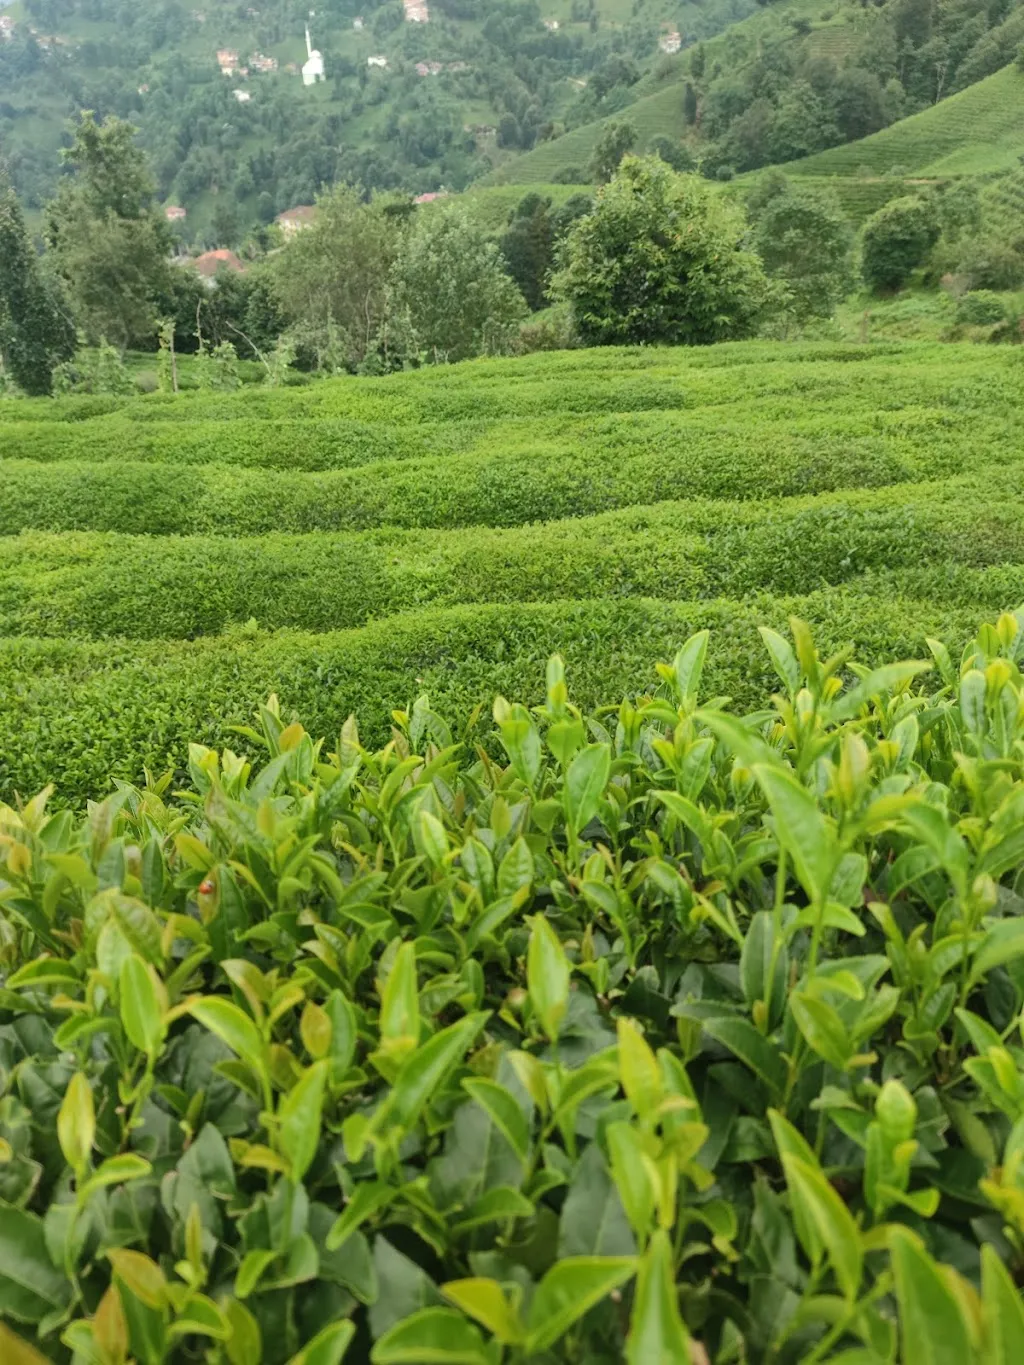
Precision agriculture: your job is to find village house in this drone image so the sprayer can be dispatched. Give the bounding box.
[233,88,251,102]
[165,205,187,222]
[0,15,15,40]
[353,16,364,29]
[415,60,443,77]
[542,18,559,30]
[403,0,429,21]
[276,205,316,236]
[216,48,240,75]
[658,29,682,53]
[367,54,388,67]
[249,52,278,73]
[192,249,246,285]
[413,191,448,204]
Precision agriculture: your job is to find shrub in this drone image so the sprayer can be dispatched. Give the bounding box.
[4,613,1024,1361]
[955,289,1008,325]
[552,158,770,346]
[956,236,1024,291]
[861,195,941,292]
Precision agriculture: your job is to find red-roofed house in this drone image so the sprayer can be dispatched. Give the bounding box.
[192,249,246,285]
[276,205,317,236]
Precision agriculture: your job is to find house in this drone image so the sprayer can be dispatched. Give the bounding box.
[216,48,239,74]
[353,16,364,29]
[302,26,325,84]
[165,205,187,222]
[0,16,16,40]
[658,29,682,54]
[415,60,442,76]
[367,54,387,67]
[542,18,559,30]
[276,205,316,235]
[413,191,448,204]
[233,88,251,102]
[192,249,246,284]
[249,52,278,73]
[403,0,429,21]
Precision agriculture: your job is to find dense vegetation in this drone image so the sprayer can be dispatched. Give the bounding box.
[6,558,1024,1360]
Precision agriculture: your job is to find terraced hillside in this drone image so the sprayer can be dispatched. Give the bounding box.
[1,342,1022,803]
[787,64,1024,179]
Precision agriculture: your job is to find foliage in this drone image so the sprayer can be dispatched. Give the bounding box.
[52,341,136,397]
[588,120,638,184]
[749,178,853,321]
[552,157,770,346]
[5,610,1024,1360]
[388,207,528,363]
[45,114,172,349]
[268,187,409,375]
[861,196,941,293]
[0,180,75,397]
[954,290,1007,326]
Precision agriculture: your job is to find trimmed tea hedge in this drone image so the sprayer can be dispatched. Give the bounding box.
[3,612,1024,1362]
[3,488,1024,639]
[0,591,987,802]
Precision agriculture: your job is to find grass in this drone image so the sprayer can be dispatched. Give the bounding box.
[1,341,1024,801]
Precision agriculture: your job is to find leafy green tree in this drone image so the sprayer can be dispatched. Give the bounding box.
[683,82,698,125]
[500,194,556,311]
[750,179,853,319]
[46,113,171,348]
[552,156,770,346]
[269,186,407,372]
[588,120,638,184]
[389,207,528,362]
[861,195,941,292]
[648,135,696,173]
[0,177,75,395]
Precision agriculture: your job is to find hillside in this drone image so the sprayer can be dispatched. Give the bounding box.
[788,64,1024,179]
[0,0,747,240]
[1,340,1022,800]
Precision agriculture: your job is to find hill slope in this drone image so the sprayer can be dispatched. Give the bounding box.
[787,64,1024,179]
[1,341,1023,800]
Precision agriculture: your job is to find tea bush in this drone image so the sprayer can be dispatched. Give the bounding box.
[3,614,1024,1362]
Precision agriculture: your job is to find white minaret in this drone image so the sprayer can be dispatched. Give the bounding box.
[302,25,325,85]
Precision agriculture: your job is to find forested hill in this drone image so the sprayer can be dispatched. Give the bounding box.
[0,0,752,237]
[2,0,1023,246]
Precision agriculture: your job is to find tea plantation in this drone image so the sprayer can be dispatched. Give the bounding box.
[5,342,1024,1364]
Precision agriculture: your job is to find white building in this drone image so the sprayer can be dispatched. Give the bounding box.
[302,26,325,85]
[658,29,682,54]
[367,54,387,67]
[233,88,251,102]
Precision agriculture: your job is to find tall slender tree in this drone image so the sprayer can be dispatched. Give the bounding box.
[0,177,75,395]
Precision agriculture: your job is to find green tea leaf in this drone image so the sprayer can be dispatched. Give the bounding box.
[384,1011,490,1131]
[626,1229,691,1365]
[527,914,570,1042]
[288,1321,355,1365]
[188,998,266,1082]
[890,1226,973,1365]
[752,764,836,906]
[982,1242,1024,1363]
[564,743,611,835]
[371,1307,489,1363]
[277,1061,328,1184]
[119,954,165,1058]
[526,1256,637,1354]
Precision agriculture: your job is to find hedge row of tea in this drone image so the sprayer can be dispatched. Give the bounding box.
[3,613,1024,1364]
[1,343,1024,806]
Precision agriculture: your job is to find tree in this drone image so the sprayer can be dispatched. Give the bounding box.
[500,193,556,311]
[389,207,528,362]
[552,156,771,346]
[0,178,75,395]
[684,82,698,125]
[648,135,696,173]
[268,185,406,372]
[750,180,853,319]
[46,113,171,348]
[588,120,637,184]
[861,195,941,292]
